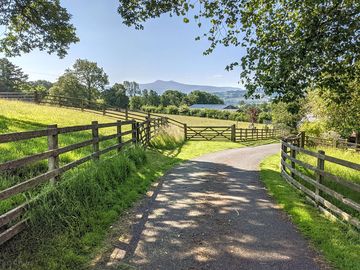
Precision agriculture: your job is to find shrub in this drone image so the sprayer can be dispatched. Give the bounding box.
[141,105,157,113]
[178,105,190,115]
[165,105,178,115]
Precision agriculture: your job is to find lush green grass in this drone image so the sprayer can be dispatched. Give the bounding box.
[157,113,267,128]
[0,100,280,269]
[261,154,360,270]
[0,100,133,216]
[291,146,360,218]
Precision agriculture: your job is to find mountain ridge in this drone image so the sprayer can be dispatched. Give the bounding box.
[139,80,246,94]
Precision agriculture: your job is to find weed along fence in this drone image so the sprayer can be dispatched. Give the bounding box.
[281,136,360,229]
[0,117,167,246]
[184,124,282,141]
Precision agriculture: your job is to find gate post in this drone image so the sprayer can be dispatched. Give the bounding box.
[300,131,305,148]
[184,124,187,140]
[231,124,236,142]
[48,124,59,183]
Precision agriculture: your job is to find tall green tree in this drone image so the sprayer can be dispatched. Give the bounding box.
[0,58,28,92]
[117,0,360,103]
[49,73,87,104]
[186,90,224,105]
[147,90,161,106]
[102,83,129,108]
[161,90,186,106]
[67,59,109,102]
[123,81,141,97]
[0,0,79,58]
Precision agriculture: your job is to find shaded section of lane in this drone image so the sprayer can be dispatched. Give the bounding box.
[95,144,325,269]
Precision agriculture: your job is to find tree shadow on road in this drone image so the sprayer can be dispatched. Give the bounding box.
[91,157,321,270]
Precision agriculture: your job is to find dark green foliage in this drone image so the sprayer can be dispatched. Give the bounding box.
[68,59,109,102]
[0,0,79,58]
[160,90,186,106]
[0,58,28,92]
[186,90,224,105]
[117,0,360,104]
[102,83,129,108]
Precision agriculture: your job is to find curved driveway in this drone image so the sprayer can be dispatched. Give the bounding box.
[110,144,325,269]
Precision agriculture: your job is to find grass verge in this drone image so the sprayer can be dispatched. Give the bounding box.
[260,154,360,270]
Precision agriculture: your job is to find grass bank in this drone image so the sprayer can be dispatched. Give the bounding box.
[260,154,360,270]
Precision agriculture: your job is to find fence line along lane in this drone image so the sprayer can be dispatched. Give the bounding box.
[0,117,167,246]
[280,136,360,229]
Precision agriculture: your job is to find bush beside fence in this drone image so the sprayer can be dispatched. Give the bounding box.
[0,117,167,246]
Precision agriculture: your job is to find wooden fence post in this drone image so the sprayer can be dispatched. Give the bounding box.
[290,148,296,178]
[48,124,59,183]
[117,120,122,152]
[231,124,236,142]
[239,129,242,141]
[131,121,137,143]
[316,150,325,204]
[137,123,141,143]
[34,91,40,104]
[184,124,187,140]
[146,117,151,146]
[281,141,287,172]
[92,121,99,160]
[300,131,305,148]
[125,108,129,120]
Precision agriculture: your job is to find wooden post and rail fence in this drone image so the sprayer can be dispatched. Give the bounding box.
[0,116,167,246]
[184,125,283,142]
[281,134,360,229]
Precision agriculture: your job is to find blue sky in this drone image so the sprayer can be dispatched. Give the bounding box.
[3,0,245,88]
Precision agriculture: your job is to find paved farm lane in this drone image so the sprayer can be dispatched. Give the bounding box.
[100,144,326,270]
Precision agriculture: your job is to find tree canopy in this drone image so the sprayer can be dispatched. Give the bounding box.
[186,90,224,105]
[67,59,109,102]
[102,83,129,108]
[0,0,79,58]
[0,58,28,92]
[117,0,360,102]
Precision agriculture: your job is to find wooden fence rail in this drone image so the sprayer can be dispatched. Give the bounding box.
[185,125,282,142]
[0,117,167,245]
[281,137,360,229]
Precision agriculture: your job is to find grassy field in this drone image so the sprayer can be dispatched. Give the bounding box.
[0,99,280,269]
[0,100,134,215]
[261,154,360,270]
[290,146,360,218]
[157,113,267,128]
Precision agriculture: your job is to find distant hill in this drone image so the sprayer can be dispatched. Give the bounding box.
[139,80,270,105]
[139,80,246,94]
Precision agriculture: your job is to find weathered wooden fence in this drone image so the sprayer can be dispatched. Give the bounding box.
[281,136,360,229]
[305,135,360,151]
[0,117,167,245]
[0,92,35,102]
[184,124,282,142]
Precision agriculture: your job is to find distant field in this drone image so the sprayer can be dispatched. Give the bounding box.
[0,99,119,132]
[157,113,268,128]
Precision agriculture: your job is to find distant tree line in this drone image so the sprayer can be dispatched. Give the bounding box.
[142,102,272,124]
[0,58,223,110]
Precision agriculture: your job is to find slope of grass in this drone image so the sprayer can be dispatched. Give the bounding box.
[0,100,133,216]
[0,100,280,269]
[261,154,360,270]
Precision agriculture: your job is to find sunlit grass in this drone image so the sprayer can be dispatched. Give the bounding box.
[289,146,360,218]
[261,154,360,270]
